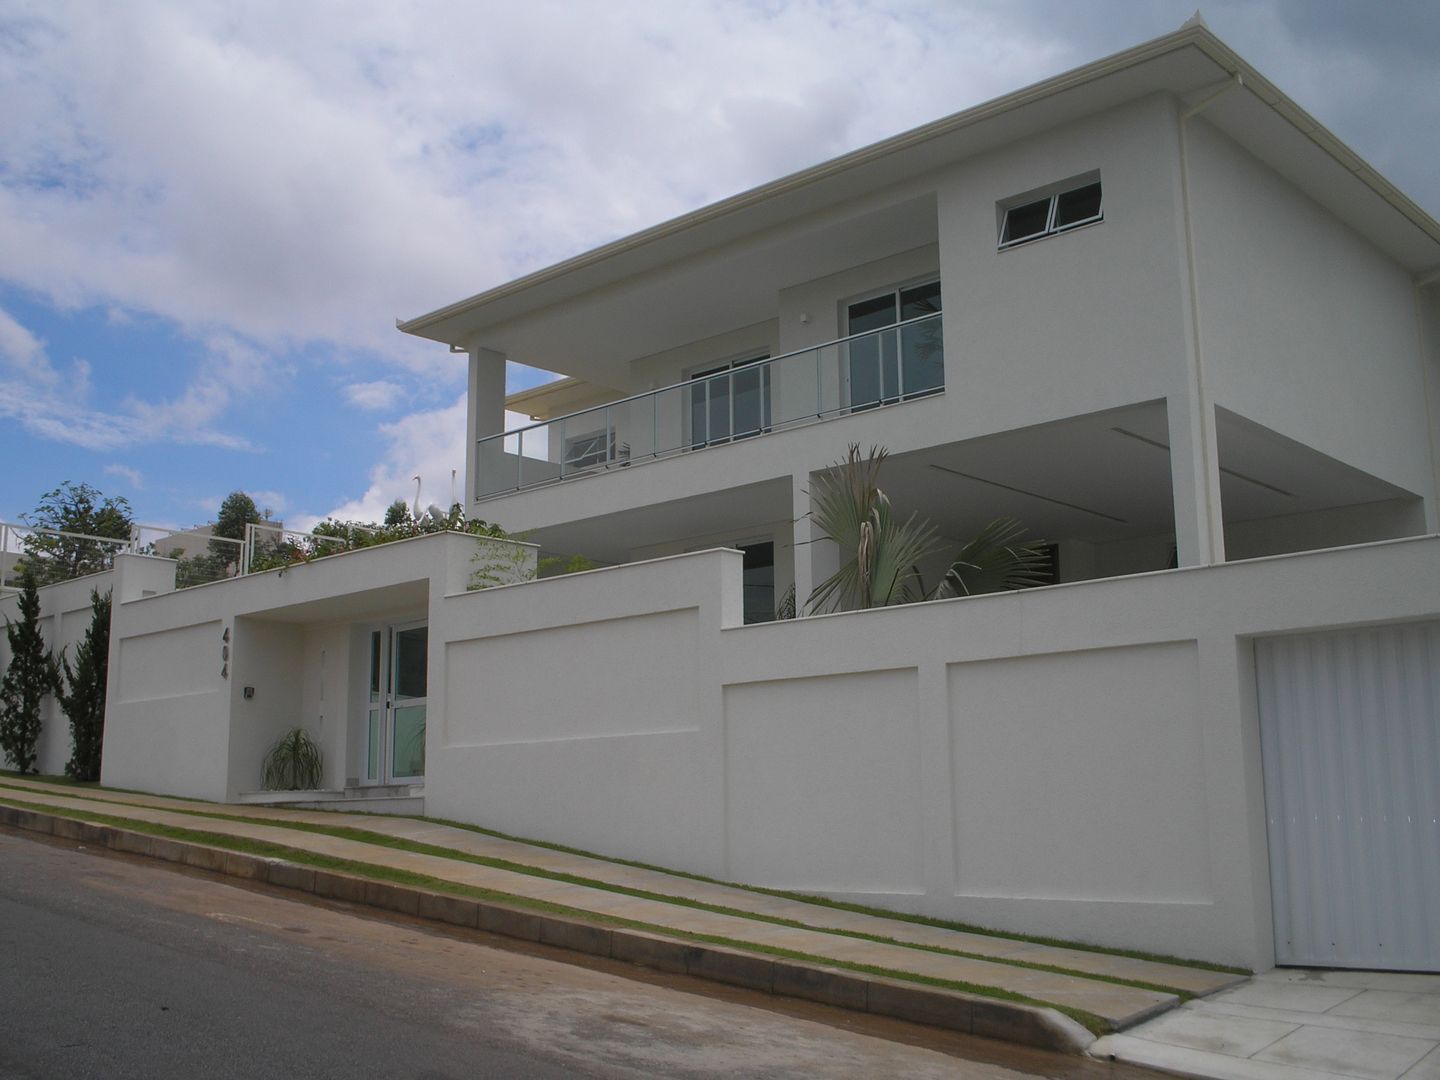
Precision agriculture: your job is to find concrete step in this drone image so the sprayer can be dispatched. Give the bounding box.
[237,786,424,816]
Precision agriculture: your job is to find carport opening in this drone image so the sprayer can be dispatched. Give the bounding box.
[1216,407,1427,561]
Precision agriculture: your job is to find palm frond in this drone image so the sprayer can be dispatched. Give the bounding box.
[932,518,1050,599]
[805,445,941,612]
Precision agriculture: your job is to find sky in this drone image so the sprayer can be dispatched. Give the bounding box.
[1,0,1437,534]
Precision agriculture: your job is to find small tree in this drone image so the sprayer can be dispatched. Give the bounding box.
[19,481,133,583]
[383,499,412,527]
[210,491,261,566]
[58,588,111,782]
[0,570,59,773]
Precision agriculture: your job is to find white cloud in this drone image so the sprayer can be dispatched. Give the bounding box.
[248,489,288,518]
[0,305,54,383]
[300,393,468,529]
[343,379,403,411]
[0,304,266,451]
[103,463,143,488]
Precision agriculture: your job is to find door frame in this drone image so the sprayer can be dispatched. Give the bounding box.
[361,620,428,785]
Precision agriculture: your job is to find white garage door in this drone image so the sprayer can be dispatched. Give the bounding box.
[1256,621,1440,971]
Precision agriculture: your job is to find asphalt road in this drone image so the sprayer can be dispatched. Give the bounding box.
[0,828,1163,1079]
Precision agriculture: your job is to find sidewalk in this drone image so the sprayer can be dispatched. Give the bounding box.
[0,775,1244,1056]
[1093,968,1440,1080]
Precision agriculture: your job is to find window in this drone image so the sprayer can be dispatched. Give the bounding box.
[562,428,614,469]
[999,177,1102,249]
[845,279,943,409]
[688,354,770,449]
[739,541,775,624]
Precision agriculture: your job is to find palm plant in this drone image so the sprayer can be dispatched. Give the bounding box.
[805,445,942,613]
[804,444,1051,614]
[262,727,324,791]
[931,517,1053,598]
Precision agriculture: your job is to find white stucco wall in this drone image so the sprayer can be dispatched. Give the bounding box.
[101,533,537,801]
[425,533,1440,969]
[1187,117,1435,509]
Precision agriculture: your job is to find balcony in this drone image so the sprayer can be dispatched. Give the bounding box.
[476,312,943,500]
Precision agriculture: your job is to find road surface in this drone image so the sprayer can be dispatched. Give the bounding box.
[0,828,1162,1078]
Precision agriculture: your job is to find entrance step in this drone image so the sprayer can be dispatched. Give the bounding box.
[237,786,424,816]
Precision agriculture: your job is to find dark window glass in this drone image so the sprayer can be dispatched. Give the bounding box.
[393,626,427,700]
[1055,182,1102,228]
[1001,197,1050,245]
[740,542,775,624]
[899,280,942,319]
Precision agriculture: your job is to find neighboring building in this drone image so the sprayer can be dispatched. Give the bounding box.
[4,21,1438,974]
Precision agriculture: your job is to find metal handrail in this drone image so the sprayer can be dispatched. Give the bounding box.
[485,311,943,446]
[475,311,943,499]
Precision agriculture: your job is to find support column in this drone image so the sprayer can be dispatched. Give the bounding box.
[790,471,839,614]
[466,347,507,508]
[1168,398,1225,567]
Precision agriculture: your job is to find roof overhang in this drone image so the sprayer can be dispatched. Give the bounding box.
[399,23,1440,358]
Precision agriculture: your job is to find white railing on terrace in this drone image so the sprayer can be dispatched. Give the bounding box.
[476,312,944,500]
[0,521,131,593]
[241,521,354,575]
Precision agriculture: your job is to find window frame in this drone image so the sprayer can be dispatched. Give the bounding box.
[685,351,772,449]
[997,174,1103,251]
[840,275,944,410]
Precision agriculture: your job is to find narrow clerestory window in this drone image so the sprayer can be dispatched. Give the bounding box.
[999,176,1103,249]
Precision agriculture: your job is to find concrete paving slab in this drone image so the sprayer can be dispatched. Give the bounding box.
[1093,1032,1356,1080]
[1121,1008,1297,1058]
[1218,980,1364,1013]
[1252,1024,1435,1080]
[1332,990,1440,1027]
[1093,971,1440,1080]
[1404,1045,1440,1080]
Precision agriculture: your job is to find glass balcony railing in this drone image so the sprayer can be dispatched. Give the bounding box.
[476,311,943,500]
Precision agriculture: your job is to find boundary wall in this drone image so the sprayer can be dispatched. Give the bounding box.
[0,570,118,775]
[430,536,1440,970]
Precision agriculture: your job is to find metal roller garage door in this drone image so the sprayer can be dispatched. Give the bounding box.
[1256,621,1440,971]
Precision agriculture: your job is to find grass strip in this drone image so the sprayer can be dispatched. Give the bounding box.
[0,780,1200,1000]
[0,770,212,803]
[0,795,1111,1035]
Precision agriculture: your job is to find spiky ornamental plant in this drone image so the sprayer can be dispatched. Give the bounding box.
[58,588,111,782]
[0,570,59,773]
[805,444,942,613]
[262,727,324,791]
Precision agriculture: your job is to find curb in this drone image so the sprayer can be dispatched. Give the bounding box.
[0,805,1095,1054]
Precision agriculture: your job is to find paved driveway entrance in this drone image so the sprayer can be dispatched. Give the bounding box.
[1092,968,1440,1079]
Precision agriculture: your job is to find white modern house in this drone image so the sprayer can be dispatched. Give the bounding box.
[4,21,1438,975]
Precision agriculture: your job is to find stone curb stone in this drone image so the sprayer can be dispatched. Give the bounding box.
[687,945,775,993]
[266,862,317,893]
[417,890,480,929]
[0,807,1095,1055]
[609,930,697,974]
[772,960,869,1011]
[538,916,613,958]
[868,976,974,1032]
[477,903,543,941]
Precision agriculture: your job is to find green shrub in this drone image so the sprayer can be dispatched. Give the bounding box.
[262,727,324,791]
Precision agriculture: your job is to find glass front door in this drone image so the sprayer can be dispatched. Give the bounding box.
[364,622,427,784]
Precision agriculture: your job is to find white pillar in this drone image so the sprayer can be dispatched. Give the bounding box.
[790,471,840,614]
[466,347,507,509]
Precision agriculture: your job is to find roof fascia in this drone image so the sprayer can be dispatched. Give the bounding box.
[399,24,1440,345]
